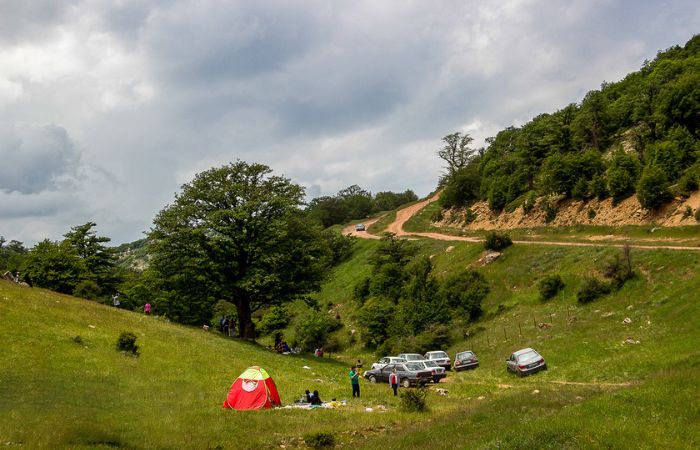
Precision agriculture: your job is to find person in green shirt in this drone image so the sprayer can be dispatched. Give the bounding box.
[349,366,360,397]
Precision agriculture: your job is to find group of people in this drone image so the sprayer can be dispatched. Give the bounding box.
[304,389,323,405]
[348,363,400,397]
[110,292,151,316]
[218,316,236,336]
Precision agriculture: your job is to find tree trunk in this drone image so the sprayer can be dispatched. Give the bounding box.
[236,299,256,340]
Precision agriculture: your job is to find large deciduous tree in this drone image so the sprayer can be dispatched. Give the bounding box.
[148,161,331,338]
[438,132,475,176]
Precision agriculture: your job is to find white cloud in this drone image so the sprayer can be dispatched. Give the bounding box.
[0,0,698,244]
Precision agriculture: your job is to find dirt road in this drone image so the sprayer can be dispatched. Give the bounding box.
[355,193,700,251]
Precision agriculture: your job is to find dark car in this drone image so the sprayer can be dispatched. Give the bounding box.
[363,362,432,388]
[506,348,547,377]
[454,350,479,371]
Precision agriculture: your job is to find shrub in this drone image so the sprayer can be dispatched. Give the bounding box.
[637,165,672,209]
[439,270,489,321]
[73,280,102,300]
[683,206,693,219]
[400,386,429,412]
[484,232,512,251]
[464,208,477,224]
[678,172,698,197]
[116,331,139,356]
[544,201,558,224]
[293,310,342,352]
[431,209,444,223]
[538,275,565,301]
[587,207,597,220]
[589,173,608,200]
[257,306,290,335]
[523,191,537,214]
[576,278,611,304]
[352,277,370,304]
[600,246,634,288]
[304,432,336,449]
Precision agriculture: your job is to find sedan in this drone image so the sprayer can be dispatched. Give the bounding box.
[355,224,366,231]
[506,348,547,377]
[454,351,479,371]
[424,350,451,370]
[363,362,432,387]
[370,356,406,370]
[414,360,446,383]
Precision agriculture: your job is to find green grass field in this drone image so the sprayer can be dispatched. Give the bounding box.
[2,234,700,449]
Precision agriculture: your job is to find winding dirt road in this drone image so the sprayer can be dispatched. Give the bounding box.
[347,193,700,251]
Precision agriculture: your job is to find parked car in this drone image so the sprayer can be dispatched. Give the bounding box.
[454,350,479,371]
[414,360,446,383]
[397,353,426,362]
[363,362,432,387]
[424,350,451,370]
[370,356,406,370]
[506,348,547,377]
[355,223,366,231]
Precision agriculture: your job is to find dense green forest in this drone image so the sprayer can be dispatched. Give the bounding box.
[440,35,700,212]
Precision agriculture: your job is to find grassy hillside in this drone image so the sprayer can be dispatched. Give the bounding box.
[2,233,700,448]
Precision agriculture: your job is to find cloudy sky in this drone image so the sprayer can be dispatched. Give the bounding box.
[0,0,698,245]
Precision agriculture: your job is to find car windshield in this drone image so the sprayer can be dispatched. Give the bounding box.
[404,354,423,361]
[457,351,474,360]
[430,352,448,358]
[424,360,439,368]
[405,362,423,371]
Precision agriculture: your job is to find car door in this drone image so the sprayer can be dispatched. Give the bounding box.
[380,364,394,382]
[507,354,516,371]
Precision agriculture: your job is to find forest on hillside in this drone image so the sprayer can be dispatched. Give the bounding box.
[440,35,700,213]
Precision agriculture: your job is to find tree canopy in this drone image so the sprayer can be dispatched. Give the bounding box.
[148,161,333,338]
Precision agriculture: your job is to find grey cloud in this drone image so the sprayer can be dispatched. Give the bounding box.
[0,0,79,44]
[0,123,81,194]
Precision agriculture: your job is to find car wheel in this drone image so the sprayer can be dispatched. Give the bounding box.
[369,375,377,383]
[402,379,411,388]
[433,376,440,383]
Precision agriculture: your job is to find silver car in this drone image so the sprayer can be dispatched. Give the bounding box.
[414,360,446,383]
[506,348,547,377]
[454,350,479,371]
[424,350,451,370]
[397,353,426,362]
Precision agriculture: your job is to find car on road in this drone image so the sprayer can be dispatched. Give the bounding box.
[370,356,406,370]
[363,362,432,387]
[506,348,547,377]
[424,350,451,370]
[397,353,426,362]
[454,350,479,371]
[415,360,446,383]
[355,223,366,231]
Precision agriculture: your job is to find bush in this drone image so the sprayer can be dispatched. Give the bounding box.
[484,232,512,251]
[400,386,429,412]
[637,165,672,209]
[293,310,342,352]
[439,270,489,321]
[600,251,634,288]
[538,275,565,301]
[304,432,336,449]
[116,331,139,356]
[544,201,558,224]
[464,208,477,224]
[576,278,611,304]
[523,191,537,214]
[587,207,597,220]
[256,306,290,335]
[73,280,102,300]
[678,172,698,196]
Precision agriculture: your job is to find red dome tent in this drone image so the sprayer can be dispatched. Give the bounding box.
[223,366,281,410]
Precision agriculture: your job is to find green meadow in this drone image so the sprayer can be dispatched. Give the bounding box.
[2,234,700,449]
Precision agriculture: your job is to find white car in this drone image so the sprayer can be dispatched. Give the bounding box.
[371,356,406,370]
[414,360,446,383]
[424,350,451,370]
[397,353,426,362]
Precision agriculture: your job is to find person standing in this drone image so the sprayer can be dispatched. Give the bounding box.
[144,303,151,315]
[112,293,120,308]
[389,368,399,397]
[349,366,360,398]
